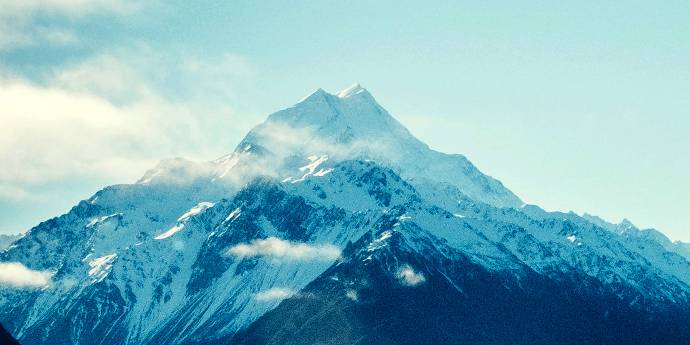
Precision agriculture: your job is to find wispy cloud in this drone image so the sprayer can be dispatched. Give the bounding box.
[0,78,171,188]
[0,47,257,202]
[247,121,395,162]
[0,21,77,51]
[0,0,138,16]
[227,237,341,261]
[0,262,53,288]
[52,54,156,105]
[255,287,295,301]
[397,264,425,286]
[0,0,139,51]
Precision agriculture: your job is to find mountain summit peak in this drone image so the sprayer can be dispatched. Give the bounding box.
[233,84,523,208]
[268,84,390,134]
[299,84,370,104]
[336,83,366,98]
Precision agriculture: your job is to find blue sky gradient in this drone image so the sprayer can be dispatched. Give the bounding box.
[0,1,688,240]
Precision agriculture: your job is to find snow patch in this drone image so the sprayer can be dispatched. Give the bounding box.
[155,202,214,240]
[313,168,333,177]
[336,83,365,98]
[88,253,117,282]
[286,155,330,183]
[86,213,121,228]
[367,230,393,252]
[224,208,241,223]
[177,202,215,222]
[155,224,185,240]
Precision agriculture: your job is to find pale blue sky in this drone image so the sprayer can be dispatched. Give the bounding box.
[0,1,688,240]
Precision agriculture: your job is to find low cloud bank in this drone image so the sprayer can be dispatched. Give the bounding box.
[227,237,341,261]
[0,262,53,288]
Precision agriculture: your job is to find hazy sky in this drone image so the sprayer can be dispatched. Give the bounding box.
[0,1,688,241]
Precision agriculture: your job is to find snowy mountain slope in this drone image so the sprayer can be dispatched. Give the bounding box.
[139,85,522,209]
[232,216,690,345]
[5,157,690,344]
[0,234,21,251]
[0,181,234,344]
[144,165,392,344]
[400,179,690,300]
[236,85,523,208]
[454,202,690,303]
[0,160,438,345]
[1,85,689,345]
[582,213,690,261]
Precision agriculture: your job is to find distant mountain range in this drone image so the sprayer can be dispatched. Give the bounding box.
[1,85,689,344]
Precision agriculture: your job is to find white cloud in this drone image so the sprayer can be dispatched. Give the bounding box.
[255,287,295,301]
[0,3,259,233]
[53,54,155,104]
[0,184,36,202]
[0,262,53,288]
[0,20,34,50]
[181,53,255,85]
[49,50,256,105]
[0,0,138,51]
[37,28,78,45]
[345,289,358,301]
[0,48,256,202]
[248,120,395,161]
[0,0,138,16]
[0,78,178,187]
[0,25,80,50]
[227,237,341,261]
[397,264,425,286]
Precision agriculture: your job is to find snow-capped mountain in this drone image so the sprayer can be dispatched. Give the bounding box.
[139,84,521,208]
[1,85,689,344]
